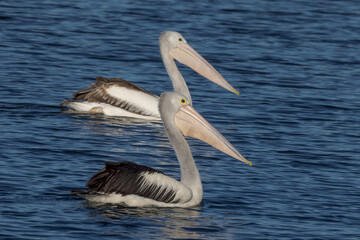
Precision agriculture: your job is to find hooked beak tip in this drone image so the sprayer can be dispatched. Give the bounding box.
[241,156,252,166]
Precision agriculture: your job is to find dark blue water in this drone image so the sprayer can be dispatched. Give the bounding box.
[1,0,360,239]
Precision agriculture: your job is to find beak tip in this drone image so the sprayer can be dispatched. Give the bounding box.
[241,156,252,166]
[231,88,240,95]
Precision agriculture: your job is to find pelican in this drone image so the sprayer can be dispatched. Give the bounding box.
[71,92,252,207]
[60,31,239,120]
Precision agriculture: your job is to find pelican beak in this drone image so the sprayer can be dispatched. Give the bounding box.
[169,43,240,95]
[174,105,251,166]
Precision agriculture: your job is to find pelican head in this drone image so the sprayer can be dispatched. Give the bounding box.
[159,31,240,96]
[159,92,251,166]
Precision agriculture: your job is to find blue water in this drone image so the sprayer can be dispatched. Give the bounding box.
[1,0,360,239]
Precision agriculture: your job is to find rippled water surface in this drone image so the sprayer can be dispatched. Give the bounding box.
[1,0,360,239]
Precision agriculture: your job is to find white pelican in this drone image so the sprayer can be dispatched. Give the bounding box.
[60,31,239,120]
[71,92,252,207]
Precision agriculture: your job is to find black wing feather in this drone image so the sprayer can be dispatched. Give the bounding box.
[72,76,158,100]
[75,161,179,204]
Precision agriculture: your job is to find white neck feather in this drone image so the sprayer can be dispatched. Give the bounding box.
[160,45,192,104]
[161,104,203,203]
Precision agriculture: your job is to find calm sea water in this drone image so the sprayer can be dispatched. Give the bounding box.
[1,0,360,239]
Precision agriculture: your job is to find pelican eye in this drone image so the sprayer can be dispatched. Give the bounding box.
[178,38,183,42]
[180,98,187,105]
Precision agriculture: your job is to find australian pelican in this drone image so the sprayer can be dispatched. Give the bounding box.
[61,31,239,120]
[71,92,251,207]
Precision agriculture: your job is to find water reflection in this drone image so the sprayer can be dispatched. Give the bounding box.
[61,109,175,165]
[83,202,205,239]
[61,109,165,137]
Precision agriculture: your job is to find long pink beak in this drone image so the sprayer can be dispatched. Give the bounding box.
[174,105,251,166]
[169,43,240,95]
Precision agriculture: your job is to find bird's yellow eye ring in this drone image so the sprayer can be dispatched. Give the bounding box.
[180,98,187,105]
